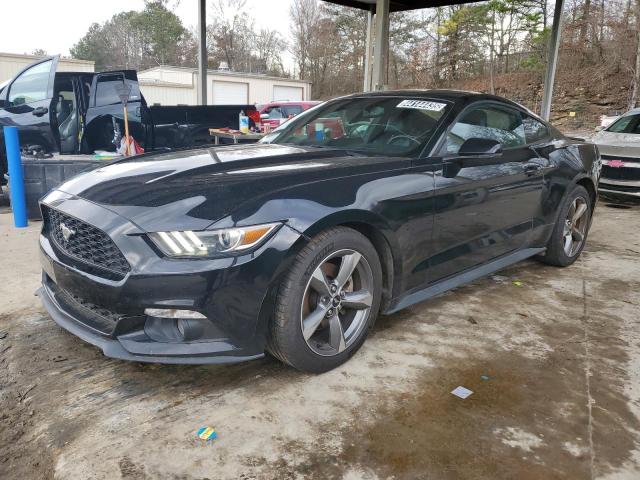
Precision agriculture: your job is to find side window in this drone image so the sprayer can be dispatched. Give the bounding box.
[266,106,285,119]
[283,105,303,117]
[443,105,525,154]
[522,115,549,143]
[94,74,140,107]
[8,60,53,106]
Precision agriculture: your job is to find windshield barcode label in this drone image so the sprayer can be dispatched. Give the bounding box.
[397,100,447,111]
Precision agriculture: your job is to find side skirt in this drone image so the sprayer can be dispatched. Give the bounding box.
[385,247,546,314]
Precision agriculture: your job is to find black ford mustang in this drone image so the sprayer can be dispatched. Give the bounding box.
[38,90,601,372]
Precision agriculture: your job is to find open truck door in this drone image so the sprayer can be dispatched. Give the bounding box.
[83,70,150,154]
[0,56,60,159]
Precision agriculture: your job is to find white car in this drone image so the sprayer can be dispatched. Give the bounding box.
[592,108,640,198]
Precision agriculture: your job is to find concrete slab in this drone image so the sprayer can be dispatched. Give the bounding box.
[1,201,639,480]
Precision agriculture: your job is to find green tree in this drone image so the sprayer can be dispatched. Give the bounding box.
[70,23,113,70]
[71,0,193,71]
[132,0,187,66]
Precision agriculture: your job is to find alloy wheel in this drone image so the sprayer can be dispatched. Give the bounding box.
[563,196,589,257]
[300,249,374,356]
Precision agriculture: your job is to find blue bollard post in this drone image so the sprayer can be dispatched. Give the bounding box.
[3,126,28,227]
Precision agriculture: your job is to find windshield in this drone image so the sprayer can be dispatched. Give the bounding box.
[606,113,640,134]
[260,96,451,156]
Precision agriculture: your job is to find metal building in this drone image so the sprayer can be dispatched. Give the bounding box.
[137,66,312,106]
[0,52,94,84]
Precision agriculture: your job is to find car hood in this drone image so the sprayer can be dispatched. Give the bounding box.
[56,143,407,232]
[593,131,640,157]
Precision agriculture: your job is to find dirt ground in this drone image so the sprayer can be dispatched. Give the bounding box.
[1,196,639,480]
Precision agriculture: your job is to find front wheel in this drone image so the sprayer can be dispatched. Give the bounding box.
[268,227,382,373]
[539,185,592,267]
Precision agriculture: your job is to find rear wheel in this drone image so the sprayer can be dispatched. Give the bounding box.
[539,185,592,267]
[268,227,382,373]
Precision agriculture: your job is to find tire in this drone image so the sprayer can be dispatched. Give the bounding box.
[539,185,592,267]
[268,227,383,373]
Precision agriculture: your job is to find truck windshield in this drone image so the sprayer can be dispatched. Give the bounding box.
[606,113,640,134]
[262,96,451,157]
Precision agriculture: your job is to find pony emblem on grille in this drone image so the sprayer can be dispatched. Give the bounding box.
[60,223,76,242]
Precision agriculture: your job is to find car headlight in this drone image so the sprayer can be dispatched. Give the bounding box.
[148,223,280,257]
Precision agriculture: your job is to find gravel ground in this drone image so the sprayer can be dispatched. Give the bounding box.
[0,199,639,480]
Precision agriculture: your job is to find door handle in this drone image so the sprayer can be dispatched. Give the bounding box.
[32,106,48,117]
[523,163,543,175]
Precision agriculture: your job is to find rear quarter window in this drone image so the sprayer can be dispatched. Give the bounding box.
[94,75,140,107]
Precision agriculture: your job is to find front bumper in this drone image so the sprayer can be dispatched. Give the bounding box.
[599,157,640,198]
[599,178,640,198]
[37,277,264,364]
[38,192,302,364]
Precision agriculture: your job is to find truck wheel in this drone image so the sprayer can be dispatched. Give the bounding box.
[268,227,382,373]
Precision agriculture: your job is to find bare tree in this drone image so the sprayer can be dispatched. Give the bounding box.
[208,0,252,70]
[290,0,321,80]
[255,29,287,74]
[630,0,640,108]
[206,0,286,75]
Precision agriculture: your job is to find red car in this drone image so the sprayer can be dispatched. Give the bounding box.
[258,101,321,129]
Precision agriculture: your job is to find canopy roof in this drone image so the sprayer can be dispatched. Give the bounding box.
[323,0,480,12]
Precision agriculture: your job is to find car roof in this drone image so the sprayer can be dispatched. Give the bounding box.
[620,108,640,116]
[347,88,516,103]
[339,89,546,122]
[267,100,320,105]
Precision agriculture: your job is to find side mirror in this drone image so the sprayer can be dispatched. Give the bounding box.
[459,138,503,155]
[443,138,505,179]
[260,113,270,120]
[594,125,604,132]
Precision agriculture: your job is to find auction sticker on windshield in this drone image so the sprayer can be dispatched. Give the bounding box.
[397,99,447,112]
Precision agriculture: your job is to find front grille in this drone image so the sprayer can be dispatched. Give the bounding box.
[601,165,640,181]
[601,154,640,162]
[601,154,640,181]
[42,206,130,278]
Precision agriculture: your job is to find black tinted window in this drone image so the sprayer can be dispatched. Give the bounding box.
[523,115,549,143]
[443,105,525,154]
[94,75,140,107]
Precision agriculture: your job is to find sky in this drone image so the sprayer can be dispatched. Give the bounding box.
[0,0,295,65]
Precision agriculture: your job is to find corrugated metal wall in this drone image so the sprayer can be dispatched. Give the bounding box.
[138,67,311,106]
[0,53,94,83]
[140,84,197,106]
